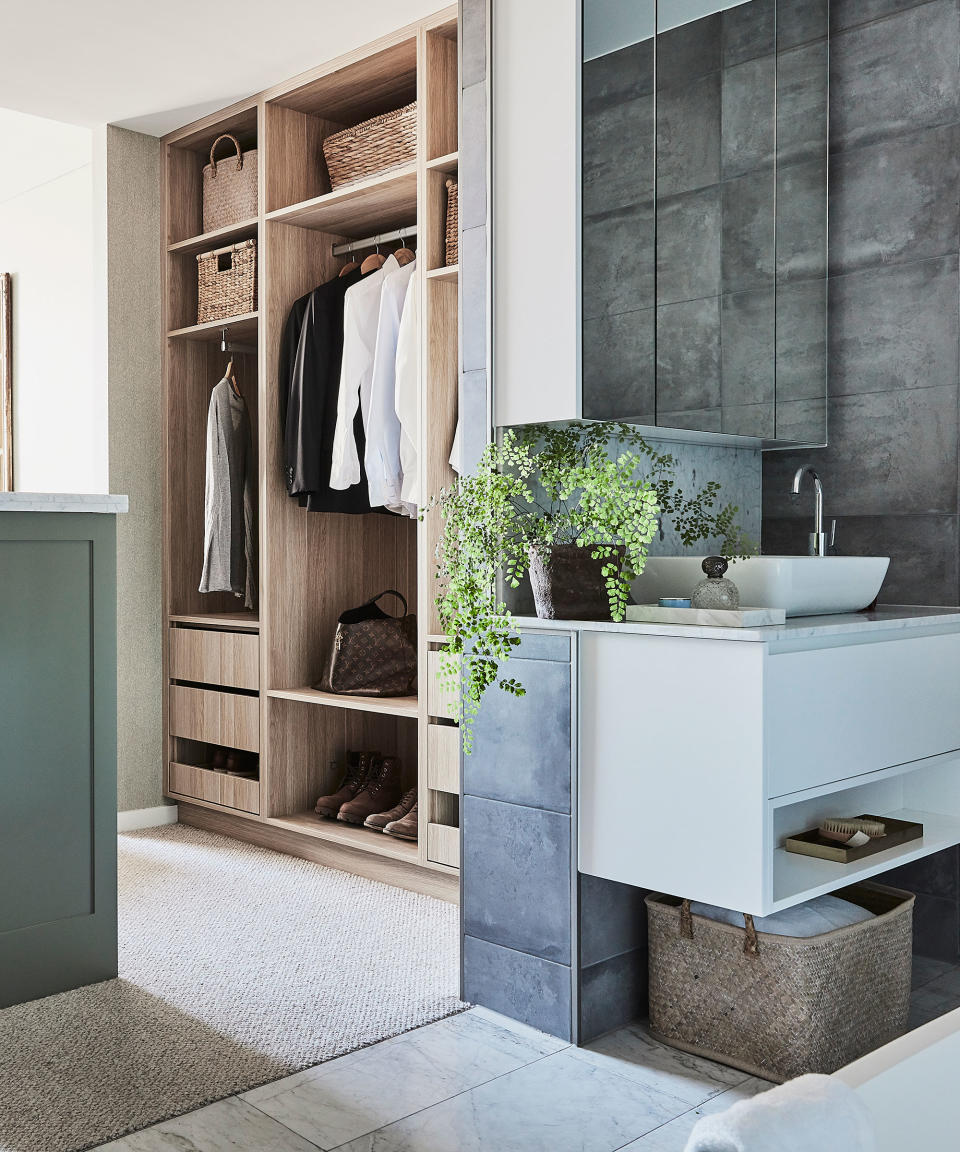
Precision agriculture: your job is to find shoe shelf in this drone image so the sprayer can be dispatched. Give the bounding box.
[266,810,420,864]
[426,150,459,173]
[167,311,258,342]
[426,265,458,282]
[267,687,419,718]
[169,611,260,632]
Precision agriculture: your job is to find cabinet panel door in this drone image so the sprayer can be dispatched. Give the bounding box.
[428,724,461,794]
[219,631,259,691]
[220,692,260,753]
[169,685,221,745]
[169,762,221,804]
[220,773,260,814]
[169,627,220,684]
[427,822,460,867]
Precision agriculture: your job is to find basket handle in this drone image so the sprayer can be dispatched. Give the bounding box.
[209,134,243,177]
[679,899,761,957]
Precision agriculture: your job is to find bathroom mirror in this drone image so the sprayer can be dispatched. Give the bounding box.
[581,0,828,444]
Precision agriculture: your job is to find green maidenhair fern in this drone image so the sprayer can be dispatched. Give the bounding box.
[422,422,756,751]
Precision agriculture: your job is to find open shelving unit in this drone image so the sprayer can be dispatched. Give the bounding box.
[160,8,462,902]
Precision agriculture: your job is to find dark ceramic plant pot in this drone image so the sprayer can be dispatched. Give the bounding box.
[528,544,624,620]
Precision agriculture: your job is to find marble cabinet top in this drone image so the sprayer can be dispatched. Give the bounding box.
[513,605,960,643]
[0,493,129,514]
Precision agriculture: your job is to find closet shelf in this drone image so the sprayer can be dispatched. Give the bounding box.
[266,811,420,863]
[427,265,458,282]
[267,687,419,718]
[167,217,259,256]
[266,164,418,237]
[426,151,459,173]
[169,612,260,632]
[167,312,259,342]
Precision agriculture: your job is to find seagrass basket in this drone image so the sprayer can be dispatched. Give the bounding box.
[202,134,258,233]
[445,179,459,266]
[322,102,417,190]
[646,882,914,1083]
[197,239,257,324]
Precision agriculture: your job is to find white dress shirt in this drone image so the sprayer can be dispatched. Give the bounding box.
[329,254,399,492]
[394,273,420,515]
[364,258,417,514]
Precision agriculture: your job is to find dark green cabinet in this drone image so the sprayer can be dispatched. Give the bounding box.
[0,511,118,1007]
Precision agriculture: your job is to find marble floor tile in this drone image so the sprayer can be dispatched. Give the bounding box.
[96,1097,321,1151]
[242,1009,561,1150]
[619,1078,771,1151]
[569,1021,751,1107]
[326,1049,690,1152]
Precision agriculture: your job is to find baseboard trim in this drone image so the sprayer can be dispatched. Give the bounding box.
[118,804,179,832]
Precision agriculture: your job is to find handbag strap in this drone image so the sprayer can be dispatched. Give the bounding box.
[679,899,761,957]
[368,589,408,617]
[209,134,244,177]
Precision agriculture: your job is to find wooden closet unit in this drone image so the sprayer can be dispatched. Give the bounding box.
[161,9,462,903]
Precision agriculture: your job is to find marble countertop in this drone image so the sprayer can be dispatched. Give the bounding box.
[0,493,129,514]
[512,605,960,643]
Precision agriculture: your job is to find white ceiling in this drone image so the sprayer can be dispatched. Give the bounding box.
[0,0,444,136]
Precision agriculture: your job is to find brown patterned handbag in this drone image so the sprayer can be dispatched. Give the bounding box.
[321,590,418,697]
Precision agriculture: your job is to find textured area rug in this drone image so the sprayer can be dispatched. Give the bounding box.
[0,824,463,1152]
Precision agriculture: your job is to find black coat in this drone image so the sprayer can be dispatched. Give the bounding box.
[281,269,389,515]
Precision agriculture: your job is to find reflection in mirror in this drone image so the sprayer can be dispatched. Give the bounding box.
[582,0,828,445]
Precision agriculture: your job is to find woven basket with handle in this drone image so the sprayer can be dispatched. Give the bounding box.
[646,882,914,1083]
[197,239,257,324]
[202,134,259,233]
[445,179,459,267]
[322,103,417,191]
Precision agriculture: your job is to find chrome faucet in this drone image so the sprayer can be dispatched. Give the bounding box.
[791,467,835,557]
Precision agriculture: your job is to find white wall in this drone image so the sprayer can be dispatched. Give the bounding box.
[0,109,104,493]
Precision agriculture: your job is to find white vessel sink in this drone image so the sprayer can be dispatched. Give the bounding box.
[632,555,891,617]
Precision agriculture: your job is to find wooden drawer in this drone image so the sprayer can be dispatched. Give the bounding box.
[170,626,258,690]
[427,651,460,720]
[169,685,260,752]
[427,822,460,868]
[169,762,260,815]
[428,724,460,794]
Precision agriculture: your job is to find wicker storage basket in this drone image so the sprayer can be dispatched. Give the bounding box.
[202,134,258,233]
[322,102,417,190]
[445,179,459,266]
[646,882,914,1083]
[197,239,257,324]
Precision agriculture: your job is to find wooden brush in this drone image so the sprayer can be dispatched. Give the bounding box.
[820,817,886,843]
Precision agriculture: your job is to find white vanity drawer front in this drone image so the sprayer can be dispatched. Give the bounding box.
[765,632,960,798]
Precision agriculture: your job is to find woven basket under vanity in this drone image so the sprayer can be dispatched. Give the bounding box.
[322,103,418,190]
[646,882,914,1083]
[197,239,257,324]
[445,179,459,266]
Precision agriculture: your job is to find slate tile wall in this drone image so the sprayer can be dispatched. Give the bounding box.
[760,0,960,960]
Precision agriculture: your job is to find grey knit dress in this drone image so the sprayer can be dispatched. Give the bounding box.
[199,378,257,609]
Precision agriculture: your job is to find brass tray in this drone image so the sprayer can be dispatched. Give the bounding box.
[784,813,923,864]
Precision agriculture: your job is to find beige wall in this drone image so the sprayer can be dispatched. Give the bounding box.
[105,125,166,813]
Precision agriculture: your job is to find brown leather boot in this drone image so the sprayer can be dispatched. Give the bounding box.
[314,751,377,819]
[364,787,417,831]
[384,802,419,841]
[338,756,403,825]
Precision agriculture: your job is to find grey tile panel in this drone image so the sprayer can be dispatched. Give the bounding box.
[656,13,721,84]
[462,935,573,1041]
[721,55,776,179]
[458,369,489,476]
[656,72,722,197]
[462,797,573,963]
[579,950,649,1044]
[721,0,775,67]
[774,278,827,403]
[582,201,655,320]
[911,892,960,962]
[830,0,924,33]
[461,0,486,89]
[828,123,960,276]
[776,40,829,168]
[721,402,776,438]
[827,256,960,397]
[656,298,722,413]
[720,288,775,408]
[460,224,487,374]
[772,396,828,445]
[775,159,828,283]
[721,166,776,293]
[656,407,723,434]
[656,187,722,306]
[776,0,829,49]
[579,872,649,969]
[582,310,656,422]
[583,92,655,215]
[463,658,572,812]
[512,632,572,662]
[762,385,959,517]
[829,0,960,152]
[459,81,487,232]
[884,846,960,900]
[583,38,655,114]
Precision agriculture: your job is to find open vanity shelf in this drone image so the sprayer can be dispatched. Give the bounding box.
[161,9,461,902]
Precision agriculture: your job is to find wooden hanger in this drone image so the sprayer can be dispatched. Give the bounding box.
[394,229,415,267]
[339,259,360,277]
[360,243,386,274]
[224,356,243,399]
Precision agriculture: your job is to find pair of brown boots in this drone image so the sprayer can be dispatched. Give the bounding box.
[314,751,418,841]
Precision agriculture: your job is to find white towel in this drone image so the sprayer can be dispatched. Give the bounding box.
[684,1074,876,1152]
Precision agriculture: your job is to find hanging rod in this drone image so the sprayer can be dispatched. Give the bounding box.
[332,225,417,257]
[220,329,257,356]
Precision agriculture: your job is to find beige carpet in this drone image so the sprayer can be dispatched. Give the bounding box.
[0,824,463,1152]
